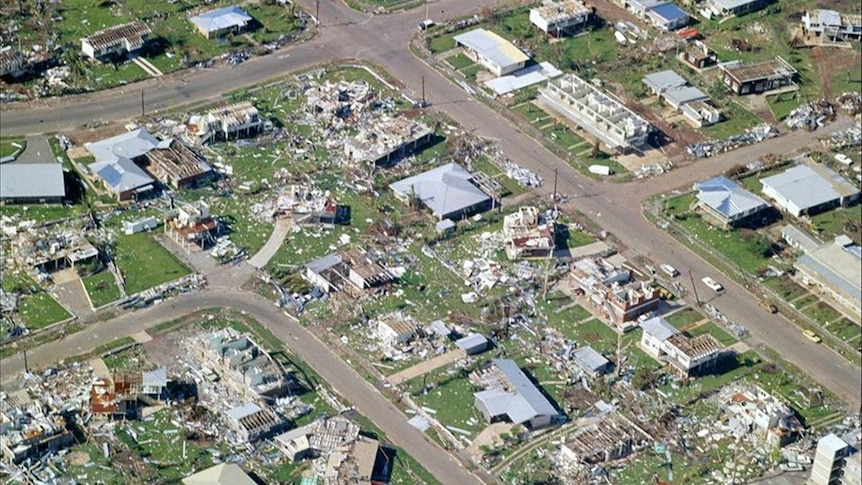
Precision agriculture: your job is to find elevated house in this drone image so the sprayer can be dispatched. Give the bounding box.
[81,21,151,61]
[639,316,724,376]
[719,57,797,95]
[694,175,768,228]
[530,0,594,37]
[187,102,263,144]
[190,6,253,39]
[164,200,219,251]
[453,29,530,77]
[802,10,862,43]
[471,359,564,429]
[760,163,859,217]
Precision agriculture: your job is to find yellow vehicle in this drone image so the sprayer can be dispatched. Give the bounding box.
[803,329,822,343]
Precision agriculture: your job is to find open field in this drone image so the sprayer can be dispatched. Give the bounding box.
[114,233,191,295]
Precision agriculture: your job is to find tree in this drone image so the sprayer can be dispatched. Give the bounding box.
[632,367,658,391]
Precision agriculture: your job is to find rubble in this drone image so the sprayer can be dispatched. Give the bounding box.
[784,99,835,131]
[820,125,862,150]
[835,91,862,115]
[502,161,543,187]
[686,124,779,158]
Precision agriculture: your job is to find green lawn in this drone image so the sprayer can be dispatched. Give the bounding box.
[471,156,526,197]
[803,301,845,325]
[82,271,123,308]
[831,58,862,96]
[766,92,802,121]
[428,33,458,54]
[826,318,862,344]
[461,63,482,81]
[809,207,862,245]
[666,308,704,329]
[762,276,808,302]
[701,100,763,140]
[688,321,738,346]
[114,233,191,295]
[447,53,475,70]
[0,205,83,225]
[409,372,483,436]
[0,139,25,158]
[1,273,71,330]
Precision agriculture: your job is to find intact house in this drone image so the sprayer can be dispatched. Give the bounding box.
[570,255,660,330]
[0,163,66,204]
[705,0,771,18]
[802,9,862,43]
[164,200,219,251]
[530,0,594,37]
[694,175,769,228]
[760,163,859,217]
[186,101,263,145]
[643,70,721,127]
[639,316,725,377]
[190,6,253,39]
[81,21,151,61]
[471,359,564,430]
[645,3,690,32]
[682,41,718,70]
[794,236,862,317]
[503,206,555,260]
[453,29,530,77]
[304,249,395,296]
[719,57,798,95]
[390,162,494,221]
[85,128,212,200]
[540,73,653,153]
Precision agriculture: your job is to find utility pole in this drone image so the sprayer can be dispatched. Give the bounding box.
[688,270,701,307]
[316,0,320,25]
[421,76,426,106]
[140,89,145,117]
[23,348,28,373]
[552,168,559,215]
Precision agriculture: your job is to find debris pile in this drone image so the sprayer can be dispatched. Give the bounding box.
[502,161,543,187]
[633,161,674,180]
[784,99,834,131]
[835,92,862,115]
[686,124,779,158]
[821,125,862,150]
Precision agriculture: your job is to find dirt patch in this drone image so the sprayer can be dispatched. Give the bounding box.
[68,124,128,145]
[810,46,861,99]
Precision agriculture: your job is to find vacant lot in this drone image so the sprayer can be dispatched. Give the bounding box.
[82,271,123,308]
[1,273,71,330]
[114,234,191,295]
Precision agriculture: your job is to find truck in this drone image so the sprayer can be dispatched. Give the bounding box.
[759,300,778,314]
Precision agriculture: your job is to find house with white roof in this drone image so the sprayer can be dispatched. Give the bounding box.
[390,162,493,220]
[530,0,594,37]
[643,70,720,127]
[694,175,768,228]
[0,163,66,204]
[571,346,611,377]
[182,464,257,485]
[190,6,253,39]
[453,29,530,76]
[802,9,862,43]
[639,316,724,376]
[705,0,771,17]
[760,163,859,217]
[472,359,564,429]
[795,237,862,317]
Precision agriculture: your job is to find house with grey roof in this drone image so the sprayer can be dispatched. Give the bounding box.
[190,6,253,39]
[571,346,611,377]
[760,163,859,217]
[781,225,822,254]
[705,0,771,17]
[0,163,65,204]
[453,29,530,76]
[639,316,679,358]
[390,163,492,221]
[694,175,768,228]
[455,333,489,355]
[795,237,862,317]
[472,359,564,429]
[643,70,720,127]
[182,464,257,485]
[802,9,862,43]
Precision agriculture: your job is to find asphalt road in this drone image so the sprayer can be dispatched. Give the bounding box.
[0,0,858,446]
[0,289,486,485]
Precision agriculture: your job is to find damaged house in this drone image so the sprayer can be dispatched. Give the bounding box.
[274,415,360,462]
[0,47,26,79]
[643,70,722,128]
[186,101,263,145]
[530,0,594,37]
[190,6,253,39]
[717,384,804,448]
[0,389,75,464]
[719,57,798,95]
[224,402,285,443]
[558,413,652,468]
[375,312,420,346]
[304,249,395,296]
[639,316,725,376]
[471,359,565,430]
[81,21,151,61]
[570,255,661,329]
[164,200,219,252]
[802,10,862,43]
[343,116,434,167]
[272,185,342,225]
[90,368,168,419]
[503,206,555,260]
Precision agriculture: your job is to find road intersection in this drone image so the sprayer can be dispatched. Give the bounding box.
[1,1,860,482]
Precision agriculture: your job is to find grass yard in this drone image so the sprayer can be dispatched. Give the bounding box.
[408,372,484,436]
[762,276,808,302]
[803,301,846,325]
[1,273,71,330]
[114,233,191,295]
[701,99,763,140]
[0,139,25,158]
[471,156,526,197]
[825,318,862,344]
[447,53,475,70]
[201,193,274,255]
[461,63,483,81]
[809,207,862,244]
[666,308,704,329]
[831,58,862,95]
[0,205,85,225]
[766,92,803,121]
[82,271,123,308]
[428,33,459,54]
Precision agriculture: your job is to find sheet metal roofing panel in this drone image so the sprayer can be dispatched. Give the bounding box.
[663,86,709,106]
[696,175,767,218]
[226,402,262,421]
[709,0,760,12]
[640,316,679,341]
[814,9,842,25]
[305,253,342,274]
[572,346,610,372]
[190,6,252,34]
[390,162,490,218]
[0,163,65,199]
[650,3,690,21]
[493,358,558,418]
[485,61,562,96]
[454,29,529,69]
[798,244,862,301]
[761,164,858,212]
[456,333,488,350]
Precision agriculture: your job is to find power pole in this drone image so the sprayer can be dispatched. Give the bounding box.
[140,89,145,117]
[688,270,701,307]
[316,0,320,25]
[552,168,559,215]
[421,76,426,106]
[23,348,28,373]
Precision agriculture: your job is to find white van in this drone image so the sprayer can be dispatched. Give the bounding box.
[701,276,724,292]
[659,264,678,277]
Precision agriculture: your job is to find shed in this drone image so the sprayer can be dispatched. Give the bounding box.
[456,333,489,355]
[435,218,456,236]
[571,346,611,376]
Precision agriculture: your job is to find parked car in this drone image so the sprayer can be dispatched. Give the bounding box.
[660,264,679,277]
[803,329,822,343]
[418,19,435,31]
[759,300,778,314]
[701,276,723,292]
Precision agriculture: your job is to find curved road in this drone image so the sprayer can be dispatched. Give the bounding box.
[1,0,858,450]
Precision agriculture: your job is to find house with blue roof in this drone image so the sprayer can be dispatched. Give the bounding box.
[190,6,253,39]
[694,175,768,228]
[646,3,690,31]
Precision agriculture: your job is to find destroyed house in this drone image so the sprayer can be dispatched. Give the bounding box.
[803,10,862,43]
[324,436,387,485]
[390,162,493,221]
[472,359,564,429]
[720,57,798,95]
[706,0,771,17]
[682,42,718,70]
[201,329,293,399]
[540,74,652,152]
[1,389,75,464]
[90,369,166,419]
[719,385,804,448]
[376,312,419,345]
[165,200,219,251]
[272,185,341,225]
[187,101,263,144]
[81,21,151,60]
[31,238,99,274]
[343,117,434,167]
[85,129,212,200]
[274,416,361,462]
[342,248,396,291]
[453,29,530,77]
[305,250,394,295]
[225,402,285,442]
[190,6,253,39]
[571,256,658,327]
[605,280,661,324]
[503,206,555,260]
[530,0,594,36]
[0,47,26,78]
[558,414,652,467]
[639,317,724,376]
[694,175,768,228]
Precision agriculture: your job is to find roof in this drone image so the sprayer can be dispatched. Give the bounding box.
[89,156,154,193]
[485,61,562,96]
[572,346,609,372]
[695,175,767,219]
[640,316,679,341]
[780,225,822,253]
[664,86,709,106]
[812,9,842,26]
[435,219,456,231]
[190,6,252,34]
[0,163,65,200]
[83,21,151,51]
[453,29,529,69]
[85,128,161,162]
[761,164,859,212]
[643,70,687,93]
[182,464,257,485]
[708,0,760,12]
[306,253,342,274]
[649,3,690,22]
[531,0,593,22]
[720,58,797,83]
[489,358,558,423]
[797,241,862,304]
[390,163,491,218]
[142,368,167,388]
[817,433,850,454]
[226,402,262,421]
[628,0,668,10]
[456,333,488,350]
